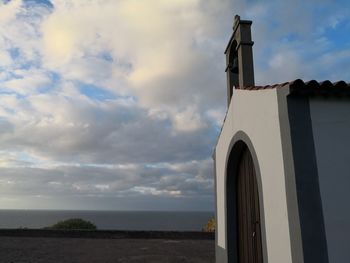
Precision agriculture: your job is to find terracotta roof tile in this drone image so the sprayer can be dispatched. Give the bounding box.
[237,79,350,96]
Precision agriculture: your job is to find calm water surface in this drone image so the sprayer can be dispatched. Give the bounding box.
[0,210,214,231]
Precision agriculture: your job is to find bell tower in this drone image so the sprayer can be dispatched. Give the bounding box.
[225,15,255,106]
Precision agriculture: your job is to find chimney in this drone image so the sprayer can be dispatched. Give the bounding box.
[225,15,255,106]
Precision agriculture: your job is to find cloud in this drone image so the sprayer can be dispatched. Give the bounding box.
[2,69,52,95]
[0,50,12,67]
[0,0,22,24]
[40,0,229,113]
[0,158,214,210]
[172,106,206,133]
[0,0,349,210]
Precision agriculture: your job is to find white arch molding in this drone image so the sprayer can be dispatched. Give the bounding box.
[224,131,268,263]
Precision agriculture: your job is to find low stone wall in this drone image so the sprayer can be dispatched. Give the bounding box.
[0,229,214,240]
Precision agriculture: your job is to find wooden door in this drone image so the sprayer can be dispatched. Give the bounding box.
[237,147,263,263]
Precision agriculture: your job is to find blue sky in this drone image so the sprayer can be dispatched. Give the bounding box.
[0,0,349,211]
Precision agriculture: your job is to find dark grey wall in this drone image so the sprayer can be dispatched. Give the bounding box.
[310,98,350,263]
[287,95,329,263]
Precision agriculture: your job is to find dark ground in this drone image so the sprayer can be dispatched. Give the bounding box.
[0,236,215,263]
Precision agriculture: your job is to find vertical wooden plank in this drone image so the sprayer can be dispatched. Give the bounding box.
[237,154,244,263]
[253,162,263,263]
[237,147,263,263]
[246,150,253,263]
[242,149,248,263]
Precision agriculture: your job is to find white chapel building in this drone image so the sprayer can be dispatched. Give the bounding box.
[213,15,350,263]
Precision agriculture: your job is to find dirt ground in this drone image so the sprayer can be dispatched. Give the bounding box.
[0,237,215,263]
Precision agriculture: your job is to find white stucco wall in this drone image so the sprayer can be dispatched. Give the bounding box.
[215,88,294,262]
[310,98,350,263]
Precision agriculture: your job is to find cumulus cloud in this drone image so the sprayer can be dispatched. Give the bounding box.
[40,0,230,112]
[0,0,21,24]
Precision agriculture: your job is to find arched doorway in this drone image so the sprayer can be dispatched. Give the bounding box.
[227,142,263,263]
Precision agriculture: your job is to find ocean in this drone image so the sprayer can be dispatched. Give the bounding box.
[0,210,214,231]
